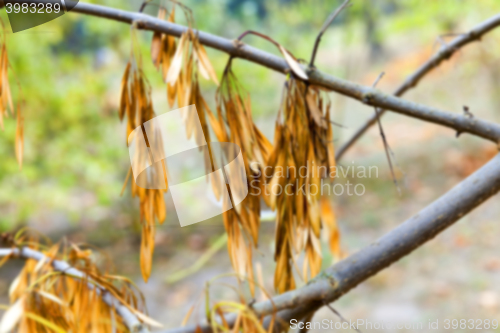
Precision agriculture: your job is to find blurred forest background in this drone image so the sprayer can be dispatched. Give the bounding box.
[1,0,500,332]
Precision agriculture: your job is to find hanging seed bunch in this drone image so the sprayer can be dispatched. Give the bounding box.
[119,3,220,282]
[0,233,159,333]
[306,84,341,260]
[218,31,340,293]
[267,77,339,293]
[152,4,218,164]
[153,4,263,283]
[204,58,273,286]
[119,23,166,282]
[0,20,24,169]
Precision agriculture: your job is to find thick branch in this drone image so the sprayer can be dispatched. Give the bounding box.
[0,247,149,333]
[336,14,500,159]
[165,152,500,333]
[13,1,500,146]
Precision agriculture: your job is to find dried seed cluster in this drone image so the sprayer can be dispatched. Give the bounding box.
[0,233,155,332]
[268,79,340,292]
[119,5,220,282]
[119,47,166,282]
[209,62,273,292]
[119,4,342,293]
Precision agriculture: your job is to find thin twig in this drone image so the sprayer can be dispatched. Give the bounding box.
[323,302,363,333]
[457,106,475,137]
[309,0,351,67]
[305,0,350,137]
[336,17,500,160]
[138,0,150,13]
[371,72,385,88]
[463,105,474,118]
[371,72,401,195]
[433,33,465,51]
[327,119,348,128]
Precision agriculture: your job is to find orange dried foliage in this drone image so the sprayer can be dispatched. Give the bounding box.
[0,233,155,333]
[268,79,340,292]
[119,5,219,282]
[207,61,272,290]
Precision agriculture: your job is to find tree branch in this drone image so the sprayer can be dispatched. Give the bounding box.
[6,1,500,146]
[164,152,500,333]
[335,14,500,159]
[0,247,150,333]
[70,2,500,145]
[370,72,401,195]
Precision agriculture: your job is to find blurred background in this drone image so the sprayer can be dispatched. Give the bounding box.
[1,0,500,331]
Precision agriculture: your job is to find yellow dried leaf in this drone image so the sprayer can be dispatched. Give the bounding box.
[155,189,166,224]
[321,197,341,258]
[15,105,23,169]
[166,33,187,85]
[36,290,65,306]
[157,7,166,20]
[140,222,154,282]
[0,296,24,333]
[151,32,163,70]
[279,45,308,80]
[306,91,327,129]
[132,309,164,328]
[24,312,66,333]
[181,304,195,326]
[196,43,219,85]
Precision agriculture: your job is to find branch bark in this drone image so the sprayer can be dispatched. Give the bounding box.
[0,247,150,333]
[11,1,500,147]
[165,152,500,333]
[335,14,500,159]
